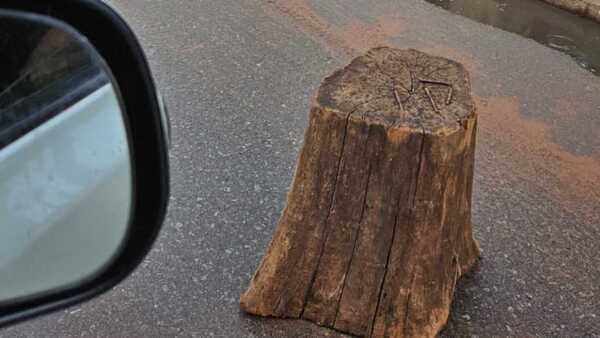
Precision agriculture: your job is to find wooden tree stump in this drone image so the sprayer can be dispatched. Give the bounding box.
[240,47,480,338]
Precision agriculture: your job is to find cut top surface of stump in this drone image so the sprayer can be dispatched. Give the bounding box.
[317,47,475,132]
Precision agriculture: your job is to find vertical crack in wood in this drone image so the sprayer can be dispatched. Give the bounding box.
[332,148,374,328]
[368,129,427,338]
[299,112,353,318]
[439,181,449,233]
[402,272,418,337]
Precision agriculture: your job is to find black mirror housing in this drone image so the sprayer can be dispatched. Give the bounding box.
[0,0,169,327]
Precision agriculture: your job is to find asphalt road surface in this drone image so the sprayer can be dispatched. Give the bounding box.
[3,0,600,337]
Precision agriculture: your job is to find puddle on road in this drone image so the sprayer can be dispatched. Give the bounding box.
[425,0,600,76]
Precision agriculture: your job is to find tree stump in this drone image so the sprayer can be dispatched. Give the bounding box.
[240,47,480,338]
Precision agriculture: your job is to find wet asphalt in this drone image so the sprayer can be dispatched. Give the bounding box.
[2,0,600,337]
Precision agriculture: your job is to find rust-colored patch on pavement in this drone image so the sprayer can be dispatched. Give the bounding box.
[269,0,479,74]
[555,99,579,119]
[268,0,351,52]
[336,15,405,53]
[268,0,404,55]
[476,95,600,217]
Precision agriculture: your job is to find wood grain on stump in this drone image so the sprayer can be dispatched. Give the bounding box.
[240,47,480,338]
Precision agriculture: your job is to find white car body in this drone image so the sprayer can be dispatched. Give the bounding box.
[0,84,131,302]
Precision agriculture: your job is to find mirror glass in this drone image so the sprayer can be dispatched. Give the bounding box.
[0,11,132,304]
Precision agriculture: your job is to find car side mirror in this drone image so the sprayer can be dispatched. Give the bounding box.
[0,1,169,327]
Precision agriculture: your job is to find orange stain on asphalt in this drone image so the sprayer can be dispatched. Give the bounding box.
[268,0,351,52]
[555,100,579,119]
[335,15,405,54]
[270,0,480,76]
[269,0,404,55]
[475,95,600,218]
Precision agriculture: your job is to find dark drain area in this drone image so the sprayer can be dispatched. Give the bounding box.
[425,0,600,76]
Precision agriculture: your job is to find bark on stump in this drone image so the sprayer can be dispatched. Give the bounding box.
[240,47,480,338]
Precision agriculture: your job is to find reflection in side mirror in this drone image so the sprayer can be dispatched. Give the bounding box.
[0,10,132,304]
